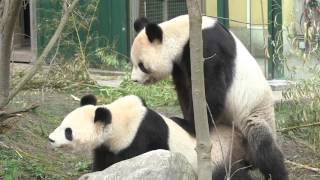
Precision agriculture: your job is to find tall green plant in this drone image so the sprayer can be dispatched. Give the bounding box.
[279,67,320,150]
[37,0,123,69]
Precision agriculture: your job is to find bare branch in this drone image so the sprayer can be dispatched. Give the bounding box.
[6,0,80,105]
[278,122,320,133]
[285,160,320,173]
[0,104,39,122]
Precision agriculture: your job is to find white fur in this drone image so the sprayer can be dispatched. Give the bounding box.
[162,114,246,172]
[103,95,147,153]
[49,105,103,151]
[49,94,248,174]
[131,15,217,84]
[49,95,147,153]
[224,33,276,136]
[131,14,276,137]
[161,115,197,170]
[210,125,246,168]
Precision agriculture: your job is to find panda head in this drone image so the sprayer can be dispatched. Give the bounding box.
[48,95,112,151]
[49,94,147,152]
[130,15,190,84]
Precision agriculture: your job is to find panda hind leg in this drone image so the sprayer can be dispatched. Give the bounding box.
[212,162,253,180]
[245,122,288,180]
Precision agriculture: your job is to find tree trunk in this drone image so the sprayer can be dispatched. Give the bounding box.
[186,0,212,180]
[0,0,21,109]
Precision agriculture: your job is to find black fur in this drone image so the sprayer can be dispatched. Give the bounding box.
[247,127,288,180]
[170,22,288,180]
[145,23,163,43]
[172,22,236,131]
[94,107,111,125]
[80,94,97,106]
[170,116,195,136]
[65,128,73,141]
[172,42,193,132]
[91,108,169,171]
[134,17,150,33]
[92,145,120,171]
[138,62,151,74]
[212,162,253,180]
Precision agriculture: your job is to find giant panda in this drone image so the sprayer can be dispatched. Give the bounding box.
[49,94,252,180]
[130,15,288,180]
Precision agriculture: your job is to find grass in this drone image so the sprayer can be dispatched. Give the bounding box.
[11,65,177,109]
[3,61,320,179]
[94,74,178,107]
[0,91,91,180]
[0,147,90,180]
[275,70,320,150]
[0,76,178,179]
[0,149,51,180]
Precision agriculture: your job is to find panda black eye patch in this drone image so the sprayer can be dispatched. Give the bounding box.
[138,62,150,74]
[65,128,73,141]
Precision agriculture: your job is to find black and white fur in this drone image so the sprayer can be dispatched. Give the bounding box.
[49,95,252,180]
[130,15,288,180]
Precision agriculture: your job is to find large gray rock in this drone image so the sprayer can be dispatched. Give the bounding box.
[79,150,196,180]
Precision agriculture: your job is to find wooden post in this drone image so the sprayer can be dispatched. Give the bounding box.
[186,0,212,179]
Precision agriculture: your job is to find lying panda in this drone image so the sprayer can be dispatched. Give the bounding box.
[49,95,252,179]
[130,15,288,180]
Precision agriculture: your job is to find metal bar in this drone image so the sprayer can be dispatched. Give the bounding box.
[201,0,205,14]
[249,0,252,53]
[217,0,229,28]
[163,0,168,21]
[268,0,283,79]
[129,0,140,47]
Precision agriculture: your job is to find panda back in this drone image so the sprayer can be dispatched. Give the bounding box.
[161,115,198,170]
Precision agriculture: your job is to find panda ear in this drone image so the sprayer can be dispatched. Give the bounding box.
[94,107,111,125]
[134,17,150,33]
[80,94,97,106]
[145,23,163,43]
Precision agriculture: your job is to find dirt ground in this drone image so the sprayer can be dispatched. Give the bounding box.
[1,90,320,179]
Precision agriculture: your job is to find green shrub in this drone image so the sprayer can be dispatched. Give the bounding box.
[277,68,320,150]
[98,74,178,107]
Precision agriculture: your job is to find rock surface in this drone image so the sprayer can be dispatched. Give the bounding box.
[79,150,196,180]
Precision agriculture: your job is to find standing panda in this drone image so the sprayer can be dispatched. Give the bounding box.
[49,95,252,180]
[130,15,288,180]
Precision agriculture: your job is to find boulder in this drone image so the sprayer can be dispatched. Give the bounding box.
[79,150,196,180]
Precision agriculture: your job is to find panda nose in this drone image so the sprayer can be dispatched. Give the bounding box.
[48,138,55,143]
